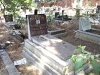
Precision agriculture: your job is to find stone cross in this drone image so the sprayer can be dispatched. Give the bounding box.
[79,16,91,31]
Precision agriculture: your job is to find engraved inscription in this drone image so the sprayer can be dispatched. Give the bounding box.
[27,14,47,36]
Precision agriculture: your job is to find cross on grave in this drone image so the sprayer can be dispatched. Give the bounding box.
[79,16,91,31]
[27,14,48,40]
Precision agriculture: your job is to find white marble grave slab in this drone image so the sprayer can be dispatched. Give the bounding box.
[79,16,91,31]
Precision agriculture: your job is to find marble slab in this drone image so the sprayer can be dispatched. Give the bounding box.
[79,16,91,31]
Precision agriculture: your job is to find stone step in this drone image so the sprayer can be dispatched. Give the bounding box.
[48,29,67,38]
[32,34,75,60]
[22,48,61,75]
[48,29,66,35]
[24,39,74,75]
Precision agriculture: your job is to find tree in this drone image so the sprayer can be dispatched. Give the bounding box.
[0,0,33,15]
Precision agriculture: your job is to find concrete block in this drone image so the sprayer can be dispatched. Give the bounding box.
[75,30,100,45]
[76,70,85,75]
[22,48,61,75]
[24,39,74,74]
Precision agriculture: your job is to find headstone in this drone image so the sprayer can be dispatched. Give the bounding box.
[27,14,48,40]
[34,9,38,15]
[4,15,13,22]
[62,10,64,22]
[55,12,60,18]
[98,15,100,24]
[79,16,91,31]
[96,5,100,13]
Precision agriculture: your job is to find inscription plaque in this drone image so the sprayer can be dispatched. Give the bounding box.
[27,14,47,38]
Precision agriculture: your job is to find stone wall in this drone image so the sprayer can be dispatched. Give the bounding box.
[42,0,100,7]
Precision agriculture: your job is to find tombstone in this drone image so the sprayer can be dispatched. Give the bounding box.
[27,14,48,40]
[55,12,60,18]
[4,15,13,22]
[98,15,100,24]
[34,9,38,15]
[79,16,91,31]
[96,5,100,13]
[75,16,100,45]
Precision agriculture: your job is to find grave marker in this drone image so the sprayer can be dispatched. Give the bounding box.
[79,16,91,31]
[27,14,48,40]
[75,16,100,45]
[96,5,100,13]
[4,15,13,22]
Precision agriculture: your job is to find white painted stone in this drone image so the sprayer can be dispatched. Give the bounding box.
[76,70,85,75]
[79,16,91,31]
[27,16,31,40]
[0,51,20,75]
[66,71,74,75]
[24,38,75,75]
[75,30,100,45]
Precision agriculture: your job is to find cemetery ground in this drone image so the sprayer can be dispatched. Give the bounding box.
[0,16,100,75]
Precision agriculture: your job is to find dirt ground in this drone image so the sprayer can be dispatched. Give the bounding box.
[0,16,100,75]
[56,17,100,54]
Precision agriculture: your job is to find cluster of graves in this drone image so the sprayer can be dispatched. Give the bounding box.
[21,12,99,74]
[4,15,22,30]
[2,9,100,74]
[54,11,72,22]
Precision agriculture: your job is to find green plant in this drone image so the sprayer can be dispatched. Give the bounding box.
[47,10,54,25]
[71,45,100,74]
[0,0,33,15]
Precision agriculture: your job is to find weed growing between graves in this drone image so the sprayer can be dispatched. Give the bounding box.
[70,45,100,75]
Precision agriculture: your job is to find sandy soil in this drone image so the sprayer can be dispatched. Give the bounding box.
[0,22,42,75]
[54,17,100,55]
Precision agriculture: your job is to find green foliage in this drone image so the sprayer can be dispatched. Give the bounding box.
[0,0,33,15]
[92,60,100,75]
[71,45,100,74]
[74,45,86,53]
[46,10,54,24]
[74,57,84,71]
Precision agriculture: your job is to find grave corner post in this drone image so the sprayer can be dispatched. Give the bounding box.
[27,15,31,40]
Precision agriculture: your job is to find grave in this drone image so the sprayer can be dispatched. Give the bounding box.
[75,16,100,45]
[54,11,72,22]
[4,15,13,22]
[22,13,76,75]
[48,28,67,38]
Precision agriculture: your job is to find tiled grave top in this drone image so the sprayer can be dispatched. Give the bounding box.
[79,16,91,31]
[32,34,75,60]
[27,14,48,39]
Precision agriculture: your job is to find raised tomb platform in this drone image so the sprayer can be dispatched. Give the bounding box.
[22,34,75,75]
[21,14,76,75]
[21,13,91,75]
[21,13,92,75]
